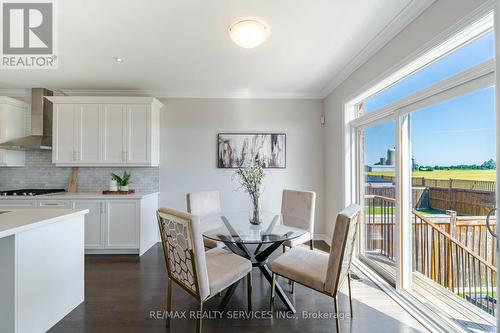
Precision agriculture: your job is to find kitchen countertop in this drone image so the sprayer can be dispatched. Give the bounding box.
[0,192,159,200]
[0,208,89,238]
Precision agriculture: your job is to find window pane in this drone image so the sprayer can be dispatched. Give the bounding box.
[362,31,494,114]
[409,87,497,317]
[362,120,397,280]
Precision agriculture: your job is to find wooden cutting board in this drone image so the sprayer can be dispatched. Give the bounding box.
[67,167,78,192]
[102,189,136,195]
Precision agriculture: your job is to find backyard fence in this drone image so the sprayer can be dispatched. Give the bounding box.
[376,175,496,192]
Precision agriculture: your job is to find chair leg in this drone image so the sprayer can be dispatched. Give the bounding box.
[247,272,252,311]
[291,281,295,294]
[334,297,340,333]
[282,244,286,253]
[270,273,276,311]
[197,301,203,333]
[309,238,314,250]
[166,278,172,328]
[347,273,353,317]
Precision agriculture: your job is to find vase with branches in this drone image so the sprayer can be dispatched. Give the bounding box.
[233,159,265,225]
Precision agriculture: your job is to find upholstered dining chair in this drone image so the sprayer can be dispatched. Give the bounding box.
[270,204,361,332]
[157,208,252,333]
[186,191,223,249]
[281,189,316,251]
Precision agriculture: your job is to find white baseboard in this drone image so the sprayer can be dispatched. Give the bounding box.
[314,233,331,246]
[85,249,139,255]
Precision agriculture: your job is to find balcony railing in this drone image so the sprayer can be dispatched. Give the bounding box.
[364,195,497,315]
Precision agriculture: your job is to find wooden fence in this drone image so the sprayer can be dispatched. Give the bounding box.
[376,175,496,192]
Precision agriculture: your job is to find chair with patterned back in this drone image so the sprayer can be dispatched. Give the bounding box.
[271,204,361,332]
[157,208,252,332]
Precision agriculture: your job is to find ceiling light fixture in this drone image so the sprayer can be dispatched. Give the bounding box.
[228,17,270,49]
[113,57,124,63]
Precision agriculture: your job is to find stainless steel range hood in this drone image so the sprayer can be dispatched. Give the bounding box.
[0,88,54,150]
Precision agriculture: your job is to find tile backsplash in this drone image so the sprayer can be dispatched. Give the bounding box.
[0,150,159,192]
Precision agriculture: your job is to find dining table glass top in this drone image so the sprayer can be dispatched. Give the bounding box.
[201,210,307,244]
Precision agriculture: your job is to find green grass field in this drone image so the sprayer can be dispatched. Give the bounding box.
[368,169,496,181]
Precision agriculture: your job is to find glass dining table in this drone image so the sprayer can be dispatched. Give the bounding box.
[201,210,307,313]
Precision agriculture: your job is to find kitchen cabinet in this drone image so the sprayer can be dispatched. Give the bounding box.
[0,200,35,209]
[0,97,29,167]
[72,200,103,249]
[0,193,159,255]
[104,200,138,248]
[49,96,162,166]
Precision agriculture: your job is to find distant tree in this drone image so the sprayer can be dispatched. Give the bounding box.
[481,159,496,170]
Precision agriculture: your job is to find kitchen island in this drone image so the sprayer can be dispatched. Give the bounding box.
[0,209,88,333]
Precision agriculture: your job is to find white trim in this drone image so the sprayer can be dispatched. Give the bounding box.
[341,1,494,108]
[46,96,164,109]
[0,89,30,97]
[321,0,435,97]
[395,113,412,290]
[353,259,460,333]
[494,1,500,330]
[56,89,324,100]
[1,88,324,100]
[156,91,324,100]
[314,233,330,246]
[0,96,29,108]
[350,60,495,128]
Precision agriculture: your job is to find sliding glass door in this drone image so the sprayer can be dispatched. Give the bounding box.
[350,15,496,329]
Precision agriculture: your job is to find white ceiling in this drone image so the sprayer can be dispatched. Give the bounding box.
[0,0,433,98]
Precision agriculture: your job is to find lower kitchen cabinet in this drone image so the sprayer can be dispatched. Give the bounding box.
[73,195,159,256]
[72,200,103,250]
[103,200,138,249]
[0,193,159,256]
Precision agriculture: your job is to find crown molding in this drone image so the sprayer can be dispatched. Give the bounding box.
[156,90,323,100]
[57,89,150,97]
[0,88,30,97]
[57,89,323,100]
[320,0,435,98]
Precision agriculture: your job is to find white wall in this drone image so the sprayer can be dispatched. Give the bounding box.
[323,0,488,238]
[159,98,326,235]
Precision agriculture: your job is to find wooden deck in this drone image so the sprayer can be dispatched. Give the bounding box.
[363,253,496,333]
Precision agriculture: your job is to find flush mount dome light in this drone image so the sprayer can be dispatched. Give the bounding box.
[228,18,270,48]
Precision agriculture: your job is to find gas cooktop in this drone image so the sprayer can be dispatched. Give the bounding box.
[0,189,66,197]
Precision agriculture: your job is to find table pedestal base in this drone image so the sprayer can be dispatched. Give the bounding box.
[219,240,296,313]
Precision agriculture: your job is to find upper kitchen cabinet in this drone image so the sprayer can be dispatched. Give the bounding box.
[0,97,29,167]
[48,96,162,166]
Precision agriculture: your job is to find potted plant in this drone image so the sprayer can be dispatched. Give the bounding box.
[111,171,132,192]
[234,159,265,225]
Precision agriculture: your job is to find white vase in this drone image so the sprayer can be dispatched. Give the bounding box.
[119,185,129,192]
[109,180,118,192]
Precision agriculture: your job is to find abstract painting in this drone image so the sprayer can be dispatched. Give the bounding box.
[218,133,286,168]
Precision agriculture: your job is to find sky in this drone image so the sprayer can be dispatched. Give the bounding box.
[363,31,496,166]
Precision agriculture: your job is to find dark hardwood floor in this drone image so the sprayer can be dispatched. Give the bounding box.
[49,242,428,333]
